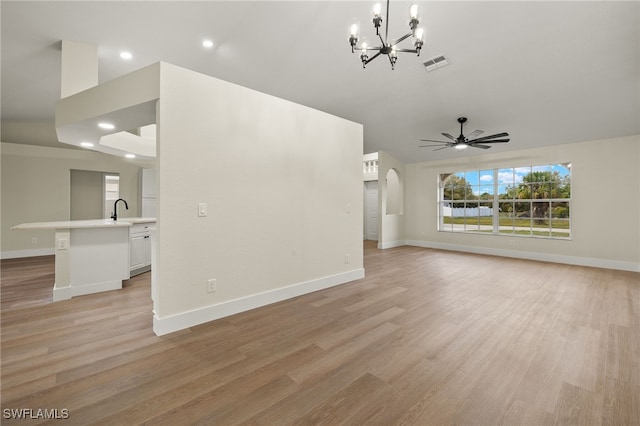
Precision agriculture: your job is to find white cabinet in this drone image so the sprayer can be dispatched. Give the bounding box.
[130,234,148,271]
[141,198,156,218]
[140,168,156,197]
[139,169,157,217]
[129,223,152,276]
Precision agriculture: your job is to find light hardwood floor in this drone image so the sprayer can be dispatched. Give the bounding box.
[1,242,639,425]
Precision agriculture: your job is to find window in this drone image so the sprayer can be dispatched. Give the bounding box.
[439,164,571,239]
[104,174,120,219]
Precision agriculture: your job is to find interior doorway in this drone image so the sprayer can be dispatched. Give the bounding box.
[364,180,379,241]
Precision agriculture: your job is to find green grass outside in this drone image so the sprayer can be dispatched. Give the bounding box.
[443,216,570,229]
[450,228,570,238]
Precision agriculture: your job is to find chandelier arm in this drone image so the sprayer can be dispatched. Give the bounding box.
[365,47,383,51]
[395,48,418,53]
[389,32,413,47]
[378,33,386,47]
[364,51,383,65]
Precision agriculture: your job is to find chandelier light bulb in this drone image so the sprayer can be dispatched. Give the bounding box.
[389,45,398,69]
[415,27,424,40]
[360,42,369,68]
[349,23,360,52]
[372,3,383,33]
[409,4,419,19]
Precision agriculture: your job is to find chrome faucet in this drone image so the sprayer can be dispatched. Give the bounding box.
[111,198,129,221]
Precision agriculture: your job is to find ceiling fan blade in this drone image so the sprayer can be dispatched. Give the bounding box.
[469,144,492,149]
[419,139,449,144]
[467,129,484,139]
[442,133,456,141]
[467,132,509,143]
[433,146,450,151]
[473,139,510,144]
[419,144,448,148]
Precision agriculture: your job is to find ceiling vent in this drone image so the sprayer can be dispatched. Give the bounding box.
[423,55,450,71]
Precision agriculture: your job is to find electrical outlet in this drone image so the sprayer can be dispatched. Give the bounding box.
[57,238,68,250]
[344,254,350,264]
[207,278,216,293]
[198,203,208,217]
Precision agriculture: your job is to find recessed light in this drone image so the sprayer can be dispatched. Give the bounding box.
[125,153,136,159]
[119,51,133,60]
[98,122,115,130]
[202,39,214,48]
[80,142,94,148]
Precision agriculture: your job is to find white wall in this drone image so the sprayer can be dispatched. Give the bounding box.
[404,135,640,271]
[154,63,363,334]
[377,151,405,249]
[70,169,103,220]
[1,142,145,258]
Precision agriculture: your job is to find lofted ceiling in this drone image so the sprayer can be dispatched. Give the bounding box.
[1,1,638,163]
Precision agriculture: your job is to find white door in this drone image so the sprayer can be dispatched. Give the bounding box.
[365,181,379,241]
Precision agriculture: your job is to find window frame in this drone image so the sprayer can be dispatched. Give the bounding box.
[438,164,571,239]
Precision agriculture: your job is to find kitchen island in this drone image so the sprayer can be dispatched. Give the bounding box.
[11,218,156,301]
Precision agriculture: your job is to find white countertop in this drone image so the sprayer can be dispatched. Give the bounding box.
[11,218,156,231]
[121,217,156,224]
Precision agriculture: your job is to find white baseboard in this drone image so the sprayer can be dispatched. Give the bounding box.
[52,280,123,301]
[406,240,640,272]
[378,240,406,249]
[72,280,123,297]
[1,248,55,259]
[153,268,365,336]
[52,285,71,302]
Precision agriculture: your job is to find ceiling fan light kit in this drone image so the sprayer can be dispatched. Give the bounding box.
[348,0,425,70]
[419,117,510,151]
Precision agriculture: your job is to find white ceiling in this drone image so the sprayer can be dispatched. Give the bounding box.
[1,1,639,163]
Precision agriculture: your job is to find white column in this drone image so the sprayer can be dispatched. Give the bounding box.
[53,230,71,301]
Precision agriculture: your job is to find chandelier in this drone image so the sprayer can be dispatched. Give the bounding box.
[349,1,424,70]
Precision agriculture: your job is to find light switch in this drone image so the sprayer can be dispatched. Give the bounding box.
[198,203,208,217]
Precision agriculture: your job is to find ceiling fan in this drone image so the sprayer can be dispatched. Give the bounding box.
[419,117,510,151]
